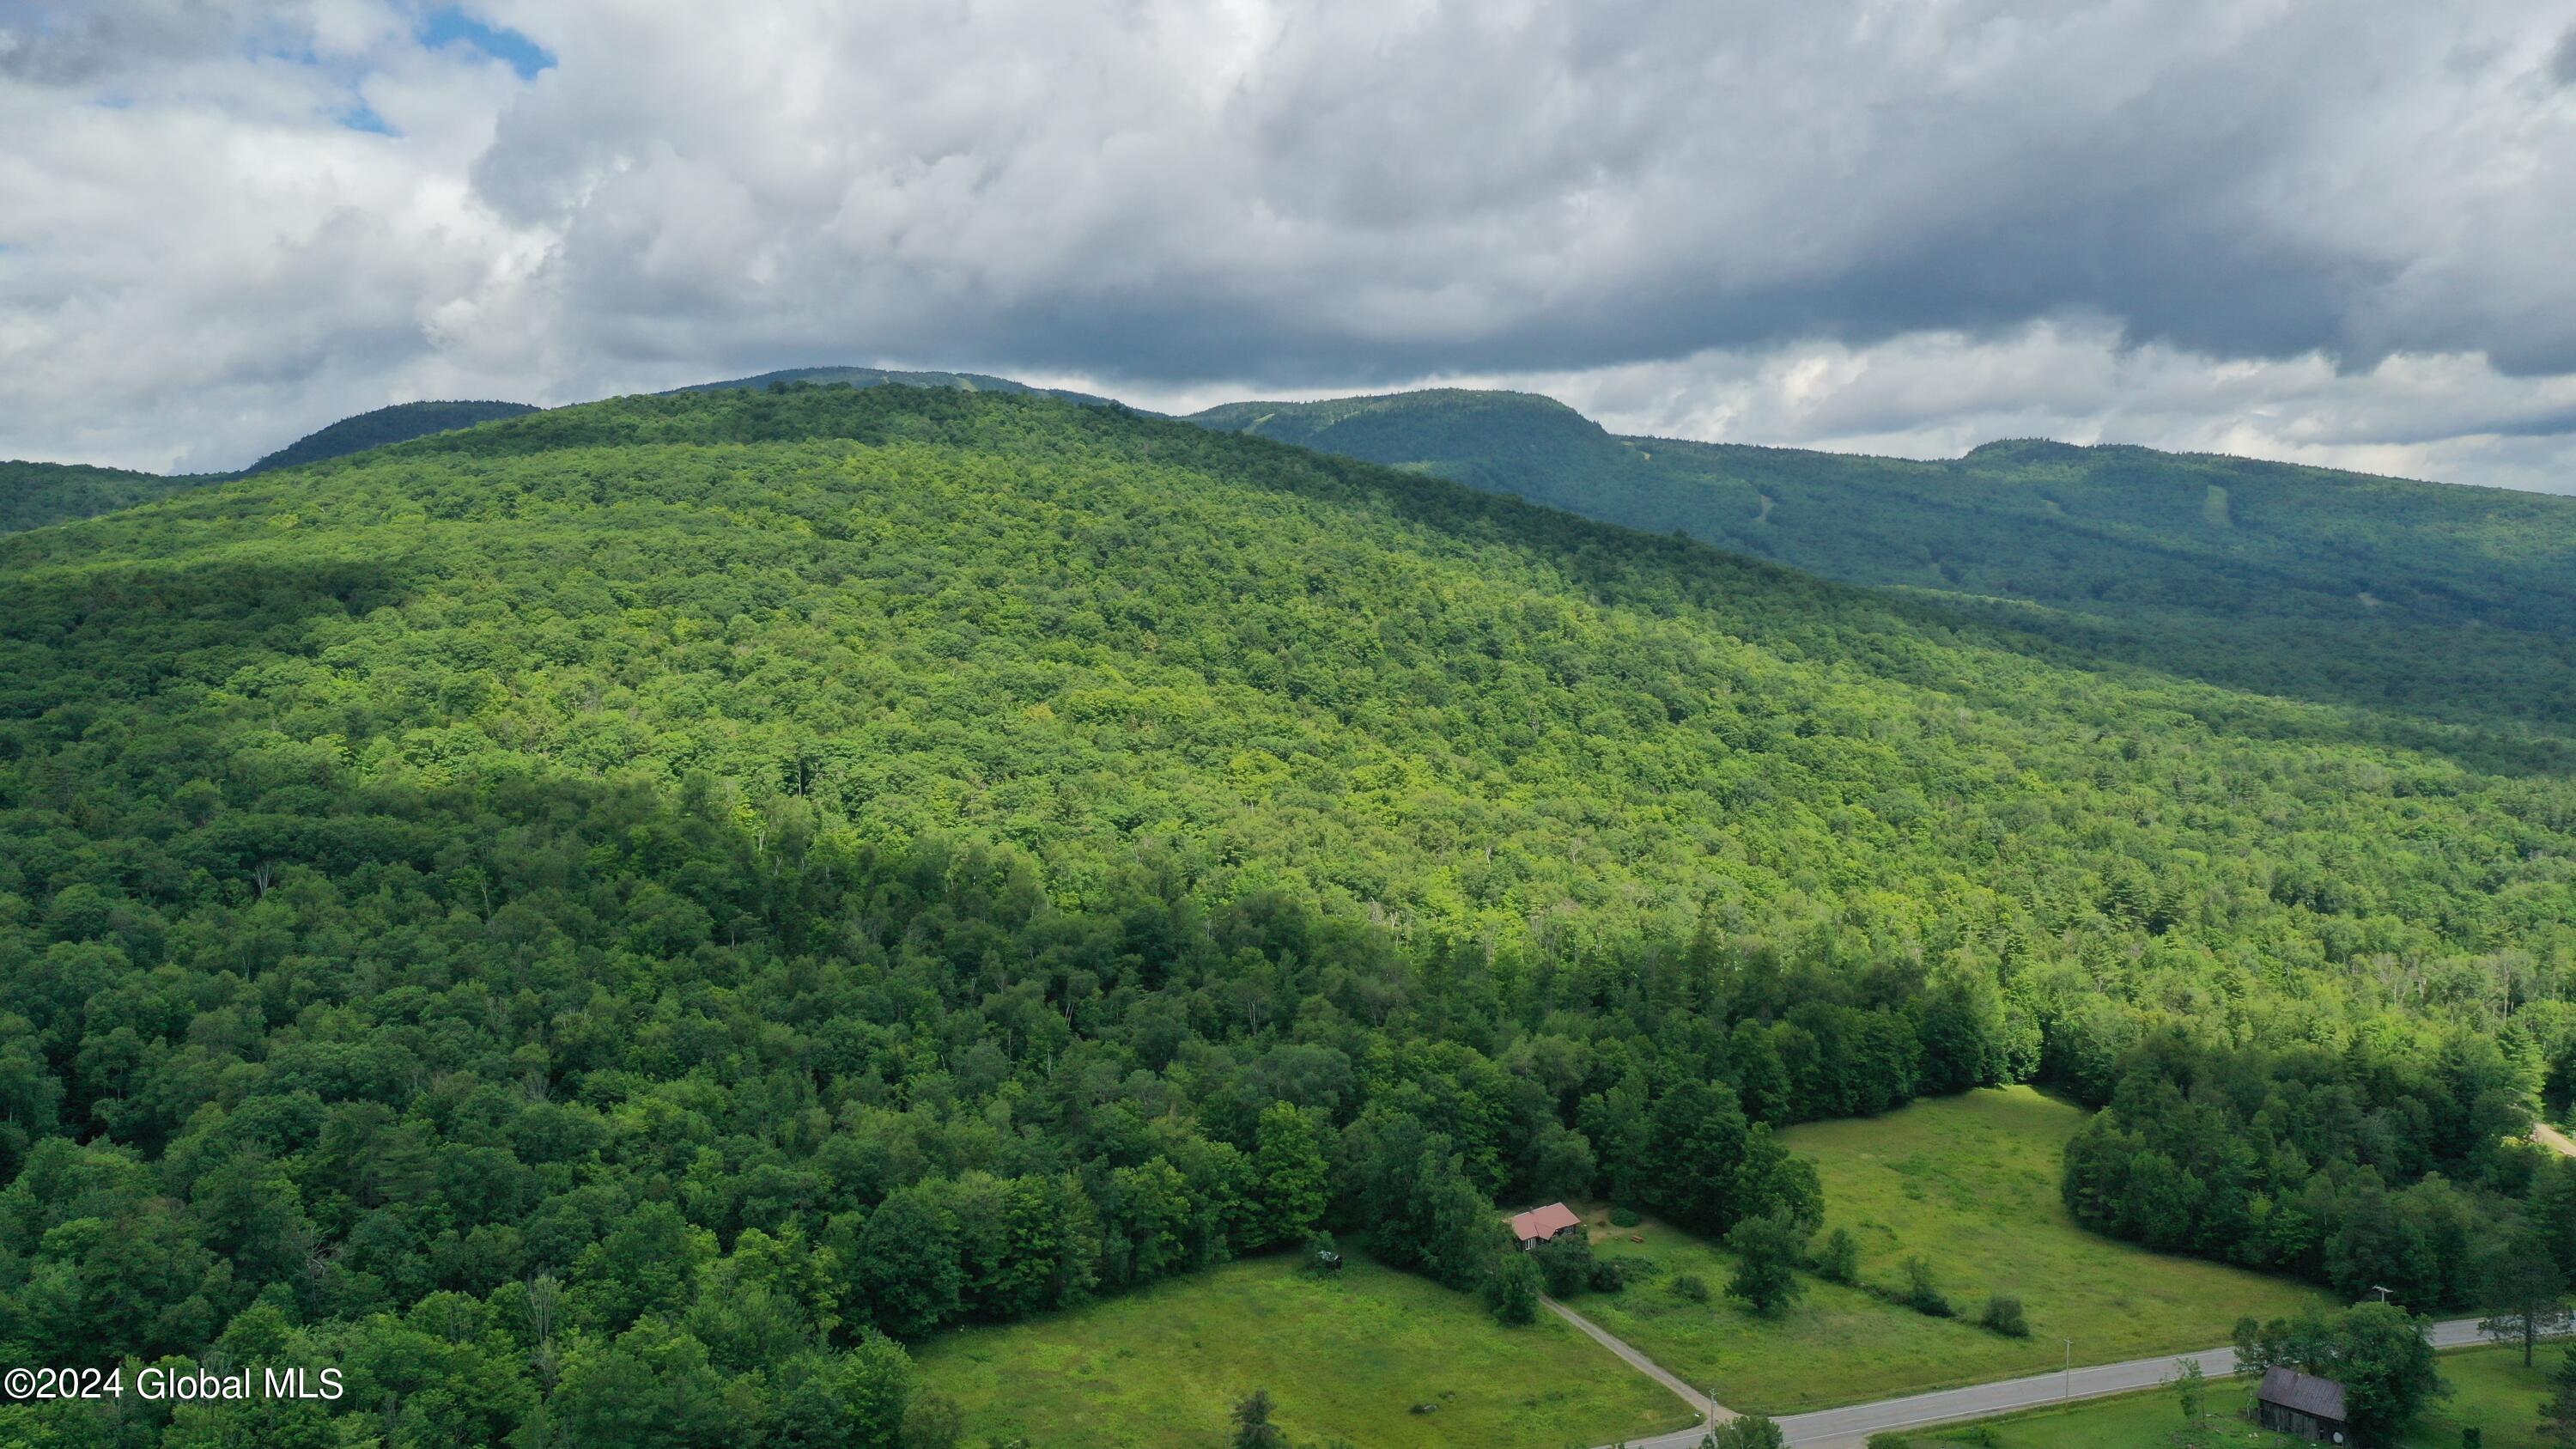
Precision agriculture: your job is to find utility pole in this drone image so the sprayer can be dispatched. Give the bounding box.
[2371,1284,2392,1304]
[2062,1338,2073,1402]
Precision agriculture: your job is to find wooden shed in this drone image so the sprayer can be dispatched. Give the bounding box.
[2255,1367,2350,1444]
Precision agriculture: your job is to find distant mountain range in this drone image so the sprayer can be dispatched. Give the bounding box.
[1185,388,2576,739]
[1,372,1115,537]
[2,402,538,535]
[240,400,541,476]
[666,365,1121,408]
[0,459,196,535]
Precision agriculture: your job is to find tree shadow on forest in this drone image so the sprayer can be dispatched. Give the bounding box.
[0,556,411,721]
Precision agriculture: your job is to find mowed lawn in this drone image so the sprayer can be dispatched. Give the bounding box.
[1574,1087,2326,1412]
[912,1251,1696,1449]
[1881,1345,2563,1448]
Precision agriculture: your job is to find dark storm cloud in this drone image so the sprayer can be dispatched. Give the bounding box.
[434,0,2574,395]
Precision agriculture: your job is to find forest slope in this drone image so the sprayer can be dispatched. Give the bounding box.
[1,459,202,534]
[2,384,2569,1446]
[9,384,2568,1010]
[1188,391,2576,736]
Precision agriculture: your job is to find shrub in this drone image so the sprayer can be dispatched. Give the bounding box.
[1669,1273,1710,1303]
[1898,1257,1953,1318]
[1705,1414,1786,1449]
[1588,1257,1630,1294]
[1485,1251,1541,1324]
[1534,1230,1595,1298]
[1812,1227,1859,1285]
[1608,1206,1642,1228]
[901,1391,967,1449]
[1301,1231,1342,1276]
[1979,1294,2029,1337]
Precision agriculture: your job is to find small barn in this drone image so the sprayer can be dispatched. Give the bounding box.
[2255,1367,2350,1444]
[1509,1202,1583,1250]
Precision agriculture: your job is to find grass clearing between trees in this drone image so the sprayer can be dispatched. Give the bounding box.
[911,1250,1696,1449]
[1875,1344,2559,1449]
[1571,1087,2325,1412]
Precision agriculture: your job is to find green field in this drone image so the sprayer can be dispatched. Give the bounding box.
[1880,1345,2562,1448]
[913,1251,1696,1449]
[1573,1087,2325,1412]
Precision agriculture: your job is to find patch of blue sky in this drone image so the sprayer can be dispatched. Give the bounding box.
[417,5,554,79]
[337,100,398,135]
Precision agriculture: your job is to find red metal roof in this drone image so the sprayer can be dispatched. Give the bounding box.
[1510,1202,1583,1243]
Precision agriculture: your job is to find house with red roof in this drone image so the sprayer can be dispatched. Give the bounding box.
[1510,1202,1583,1249]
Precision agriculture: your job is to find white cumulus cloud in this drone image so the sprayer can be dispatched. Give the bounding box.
[0,0,2568,490]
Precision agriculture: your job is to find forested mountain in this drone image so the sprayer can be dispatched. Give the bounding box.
[1,383,2568,1446]
[16,376,1096,540]
[0,460,202,536]
[241,400,542,476]
[6,404,544,539]
[672,365,1119,407]
[1188,391,2576,738]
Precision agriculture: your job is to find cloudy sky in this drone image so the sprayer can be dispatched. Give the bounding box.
[4,0,2574,490]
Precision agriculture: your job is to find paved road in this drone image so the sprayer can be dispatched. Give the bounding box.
[1591,1317,2551,1449]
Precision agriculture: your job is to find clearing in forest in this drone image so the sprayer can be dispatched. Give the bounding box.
[912,1251,1696,1449]
[1571,1087,2325,1413]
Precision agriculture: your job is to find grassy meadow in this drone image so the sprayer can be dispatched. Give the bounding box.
[1572,1087,2326,1412]
[911,1251,1697,1449]
[1877,1345,2564,1449]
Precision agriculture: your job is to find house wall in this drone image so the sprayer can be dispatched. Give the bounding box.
[2256,1401,2345,1443]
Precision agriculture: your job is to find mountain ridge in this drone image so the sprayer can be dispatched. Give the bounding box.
[16,375,2575,750]
[667,364,1123,409]
[1185,387,2576,734]
[241,399,541,476]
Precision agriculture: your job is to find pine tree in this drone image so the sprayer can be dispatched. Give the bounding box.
[1232,1390,1287,1449]
[2541,1344,2576,1449]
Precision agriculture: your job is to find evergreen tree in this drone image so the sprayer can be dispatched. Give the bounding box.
[2476,1225,2570,1367]
[2542,1344,2576,1449]
[1232,1389,1287,1449]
